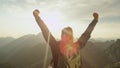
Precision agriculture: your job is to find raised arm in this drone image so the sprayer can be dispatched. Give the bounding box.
[33,9,57,46]
[78,13,99,48]
[33,9,59,68]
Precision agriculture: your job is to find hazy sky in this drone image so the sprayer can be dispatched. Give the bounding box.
[0,0,120,39]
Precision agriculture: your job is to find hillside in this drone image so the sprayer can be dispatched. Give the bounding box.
[104,39,120,68]
[81,41,113,68]
[0,37,15,47]
[0,33,45,62]
[0,33,118,68]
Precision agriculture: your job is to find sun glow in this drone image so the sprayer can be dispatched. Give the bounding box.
[39,11,70,38]
[40,11,66,28]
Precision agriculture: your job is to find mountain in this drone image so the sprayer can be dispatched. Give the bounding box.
[0,37,15,63]
[6,43,52,68]
[105,39,120,67]
[0,33,53,68]
[0,33,118,68]
[0,33,46,62]
[81,41,114,68]
[0,37,15,47]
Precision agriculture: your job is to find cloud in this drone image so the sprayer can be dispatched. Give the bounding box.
[57,0,120,22]
[0,0,120,22]
[0,0,120,38]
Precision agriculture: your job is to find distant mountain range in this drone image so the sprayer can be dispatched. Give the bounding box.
[104,39,120,68]
[0,37,15,47]
[0,33,119,68]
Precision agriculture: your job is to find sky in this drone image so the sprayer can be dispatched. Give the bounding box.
[0,0,120,40]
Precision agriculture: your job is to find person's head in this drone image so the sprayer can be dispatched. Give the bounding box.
[61,27,73,43]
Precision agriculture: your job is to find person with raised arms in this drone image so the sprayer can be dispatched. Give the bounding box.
[33,9,99,68]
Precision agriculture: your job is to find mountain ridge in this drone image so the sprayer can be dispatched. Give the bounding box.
[0,33,119,68]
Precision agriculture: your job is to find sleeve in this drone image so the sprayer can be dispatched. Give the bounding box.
[34,15,58,44]
[77,19,98,49]
[34,15,59,56]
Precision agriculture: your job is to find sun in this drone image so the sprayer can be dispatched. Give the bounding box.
[39,11,68,37]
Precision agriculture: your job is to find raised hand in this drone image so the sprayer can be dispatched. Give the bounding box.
[93,12,99,20]
[33,9,40,16]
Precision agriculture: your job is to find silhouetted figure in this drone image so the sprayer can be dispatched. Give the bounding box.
[33,9,99,68]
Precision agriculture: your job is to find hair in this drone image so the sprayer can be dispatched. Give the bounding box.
[62,26,73,36]
[61,27,73,42]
